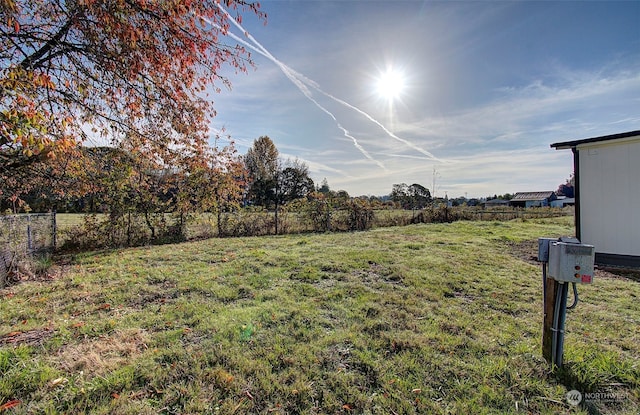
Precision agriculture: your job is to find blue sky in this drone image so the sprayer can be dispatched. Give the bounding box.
[209,0,640,198]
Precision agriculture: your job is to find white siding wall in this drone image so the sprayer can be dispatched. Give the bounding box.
[578,137,640,256]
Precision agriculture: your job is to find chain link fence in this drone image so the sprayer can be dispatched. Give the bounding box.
[1,213,56,288]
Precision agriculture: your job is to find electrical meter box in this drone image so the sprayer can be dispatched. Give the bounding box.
[548,241,595,283]
[537,238,557,262]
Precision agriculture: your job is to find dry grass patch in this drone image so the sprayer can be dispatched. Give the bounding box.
[52,329,150,379]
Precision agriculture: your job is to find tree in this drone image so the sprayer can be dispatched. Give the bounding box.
[390,183,409,209]
[79,146,180,245]
[390,183,431,210]
[1,0,265,201]
[279,159,314,203]
[556,174,575,198]
[201,140,246,237]
[0,145,90,212]
[318,178,330,194]
[408,183,431,209]
[244,136,279,207]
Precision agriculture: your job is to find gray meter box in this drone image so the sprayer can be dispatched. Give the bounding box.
[537,238,557,262]
[548,242,595,283]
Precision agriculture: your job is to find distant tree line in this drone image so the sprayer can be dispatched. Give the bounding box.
[1,127,575,249]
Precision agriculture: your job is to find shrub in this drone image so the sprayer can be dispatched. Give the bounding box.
[303,199,332,232]
[346,199,374,231]
[60,213,186,251]
[218,209,274,237]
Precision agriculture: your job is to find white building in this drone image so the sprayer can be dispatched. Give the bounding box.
[551,130,640,267]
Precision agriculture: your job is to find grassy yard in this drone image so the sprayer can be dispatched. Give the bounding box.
[1,217,638,414]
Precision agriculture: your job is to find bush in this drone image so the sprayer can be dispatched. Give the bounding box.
[346,199,374,231]
[60,213,187,251]
[303,199,332,232]
[218,209,274,237]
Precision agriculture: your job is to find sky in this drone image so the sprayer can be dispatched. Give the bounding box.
[208,0,640,198]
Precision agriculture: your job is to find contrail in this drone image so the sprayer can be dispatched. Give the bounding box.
[285,65,442,161]
[203,13,384,168]
[217,24,386,169]
[211,5,441,163]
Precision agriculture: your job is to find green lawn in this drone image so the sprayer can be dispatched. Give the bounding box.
[1,217,638,414]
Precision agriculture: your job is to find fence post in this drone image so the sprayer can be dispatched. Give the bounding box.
[52,210,57,250]
[27,214,33,253]
[542,276,560,363]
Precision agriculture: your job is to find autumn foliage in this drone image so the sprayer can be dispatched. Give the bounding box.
[1,0,265,202]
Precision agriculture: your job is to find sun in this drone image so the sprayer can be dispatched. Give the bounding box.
[376,69,406,101]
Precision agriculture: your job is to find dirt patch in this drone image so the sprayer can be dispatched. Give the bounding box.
[353,261,405,287]
[594,266,640,283]
[0,327,54,346]
[505,240,539,265]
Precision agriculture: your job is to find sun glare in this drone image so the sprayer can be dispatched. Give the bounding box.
[376,69,405,101]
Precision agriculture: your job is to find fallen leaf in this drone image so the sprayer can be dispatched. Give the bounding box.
[342,404,352,410]
[412,388,422,394]
[50,377,67,387]
[0,399,20,411]
[111,392,120,399]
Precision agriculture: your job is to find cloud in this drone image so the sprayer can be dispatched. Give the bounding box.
[205,2,639,197]
[396,66,640,155]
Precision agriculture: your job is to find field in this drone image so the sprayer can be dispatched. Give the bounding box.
[1,217,638,414]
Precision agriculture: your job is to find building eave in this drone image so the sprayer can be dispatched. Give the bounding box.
[551,129,640,150]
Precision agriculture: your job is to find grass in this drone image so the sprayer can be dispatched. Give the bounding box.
[1,216,638,414]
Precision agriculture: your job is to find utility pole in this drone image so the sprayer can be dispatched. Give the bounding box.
[432,168,440,206]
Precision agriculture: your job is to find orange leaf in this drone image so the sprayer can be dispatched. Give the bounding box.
[0,399,21,411]
[111,392,120,399]
[342,404,352,410]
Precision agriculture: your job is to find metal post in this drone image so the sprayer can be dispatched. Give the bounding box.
[52,210,57,250]
[27,214,33,253]
[555,283,569,367]
[542,276,559,364]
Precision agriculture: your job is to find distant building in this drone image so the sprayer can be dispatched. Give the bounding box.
[484,198,510,208]
[552,129,640,268]
[550,196,575,208]
[509,191,557,208]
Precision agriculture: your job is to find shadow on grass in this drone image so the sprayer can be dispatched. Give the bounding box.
[597,266,640,283]
[556,364,632,415]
